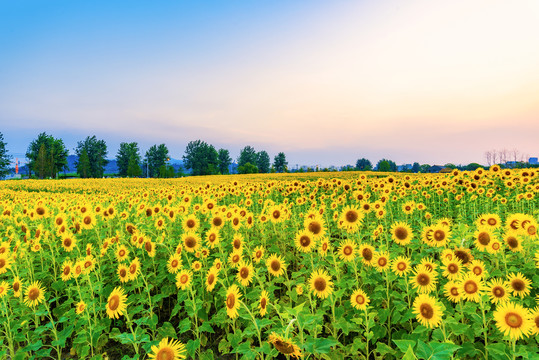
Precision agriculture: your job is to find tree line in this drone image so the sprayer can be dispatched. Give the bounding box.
[0,132,289,179]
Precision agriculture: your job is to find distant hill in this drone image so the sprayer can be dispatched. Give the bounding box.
[66,155,118,174]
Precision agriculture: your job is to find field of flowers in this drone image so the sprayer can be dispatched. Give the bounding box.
[0,167,538,360]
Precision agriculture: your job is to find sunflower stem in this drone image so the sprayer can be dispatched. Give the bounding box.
[1,297,16,358]
[124,311,139,355]
[240,300,265,360]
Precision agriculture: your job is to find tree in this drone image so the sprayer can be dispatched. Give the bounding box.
[465,163,483,171]
[26,132,68,179]
[218,149,232,174]
[183,140,219,176]
[158,164,175,178]
[77,149,91,178]
[376,159,397,172]
[116,142,141,177]
[355,158,372,171]
[0,132,12,179]
[238,146,257,168]
[412,162,421,173]
[144,144,169,178]
[273,152,288,173]
[75,136,108,178]
[127,153,142,177]
[237,162,258,174]
[256,151,270,173]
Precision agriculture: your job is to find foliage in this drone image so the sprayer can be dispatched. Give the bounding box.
[355,158,372,171]
[376,158,397,172]
[116,142,141,177]
[26,132,69,179]
[273,152,288,173]
[256,151,271,174]
[75,136,108,178]
[412,162,421,173]
[183,140,219,176]
[0,132,12,179]
[238,146,257,168]
[144,144,169,178]
[218,149,232,175]
[237,162,258,174]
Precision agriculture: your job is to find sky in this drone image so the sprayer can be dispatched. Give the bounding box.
[1,0,538,168]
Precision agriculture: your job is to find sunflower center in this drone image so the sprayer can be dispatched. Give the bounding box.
[63,238,72,247]
[534,315,539,328]
[395,227,407,240]
[450,287,459,296]
[56,218,63,226]
[84,261,91,269]
[0,258,5,268]
[448,264,458,273]
[108,295,120,311]
[527,226,536,236]
[185,236,196,249]
[417,273,430,286]
[362,248,373,261]
[27,286,39,300]
[378,257,387,267]
[36,207,45,215]
[213,218,222,227]
[478,232,490,245]
[240,267,249,279]
[356,294,365,305]
[255,251,262,258]
[83,216,92,225]
[186,219,196,228]
[261,297,267,308]
[180,274,188,284]
[119,249,126,257]
[314,277,327,292]
[308,222,322,235]
[419,303,434,319]
[300,236,311,247]
[226,294,235,309]
[129,264,136,274]
[487,218,497,226]
[13,282,20,292]
[397,262,406,271]
[156,347,175,360]
[507,237,518,248]
[208,274,215,285]
[505,312,523,328]
[472,267,482,276]
[171,260,178,268]
[492,286,505,297]
[434,230,445,241]
[464,281,478,294]
[511,279,525,291]
[120,269,127,277]
[271,260,281,272]
[272,210,281,219]
[343,245,353,256]
[274,340,295,354]
[209,234,216,243]
[345,210,358,223]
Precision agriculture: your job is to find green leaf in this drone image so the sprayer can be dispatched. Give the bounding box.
[486,343,508,360]
[403,345,417,360]
[375,342,395,357]
[415,340,433,360]
[430,342,461,360]
[22,340,43,352]
[158,322,177,339]
[393,340,416,354]
[186,339,201,358]
[199,321,215,334]
[457,342,479,358]
[313,337,339,354]
[178,317,191,334]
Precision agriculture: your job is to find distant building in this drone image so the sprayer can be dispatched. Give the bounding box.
[529,157,538,165]
[398,164,412,171]
[428,165,444,173]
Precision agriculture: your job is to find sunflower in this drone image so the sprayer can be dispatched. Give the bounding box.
[182,232,201,253]
[191,260,202,272]
[486,278,511,305]
[231,233,244,253]
[304,216,326,239]
[507,272,531,298]
[118,264,130,283]
[295,230,316,253]
[443,281,462,303]
[266,254,286,277]
[318,238,331,257]
[167,254,182,274]
[225,284,242,319]
[106,287,128,319]
[350,288,370,310]
[144,240,156,258]
[148,337,187,360]
[128,257,140,280]
[182,214,199,232]
[504,233,523,252]
[60,260,73,281]
[430,224,450,247]
[205,267,218,292]
[237,261,254,287]
[474,228,494,252]
[76,301,87,315]
[339,206,364,233]
[418,257,438,272]
[176,270,193,290]
[392,256,411,276]
[228,252,242,268]
[468,260,487,279]
[252,246,265,264]
[391,222,413,246]
[358,244,375,266]
[373,251,391,272]
[0,281,8,298]
[309,269,334,299]
[531,307,539,335]
[73,261,84,279]
[453,247,473,265]
[459,274,485,302]
[213,258,223,272]
[441,258,463,280]
[210,213,225,229]
[337,240,356,262]
[115,244,129,262]
[60,234,77,253]
[410,267,437,294]
[268,333,303,359]
[205,227,220,248]
[81,213,96,230]
[24,281,46,307]
[12,276,22,298]
[412,294,443,328]
[493,302,533,340]
[259,290,269,316]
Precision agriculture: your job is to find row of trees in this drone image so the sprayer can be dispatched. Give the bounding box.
[0,132,290,178]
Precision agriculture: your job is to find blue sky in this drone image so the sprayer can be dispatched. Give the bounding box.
[1,0,538,167]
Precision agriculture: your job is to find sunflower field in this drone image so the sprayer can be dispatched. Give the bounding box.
[0,167,538,360]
